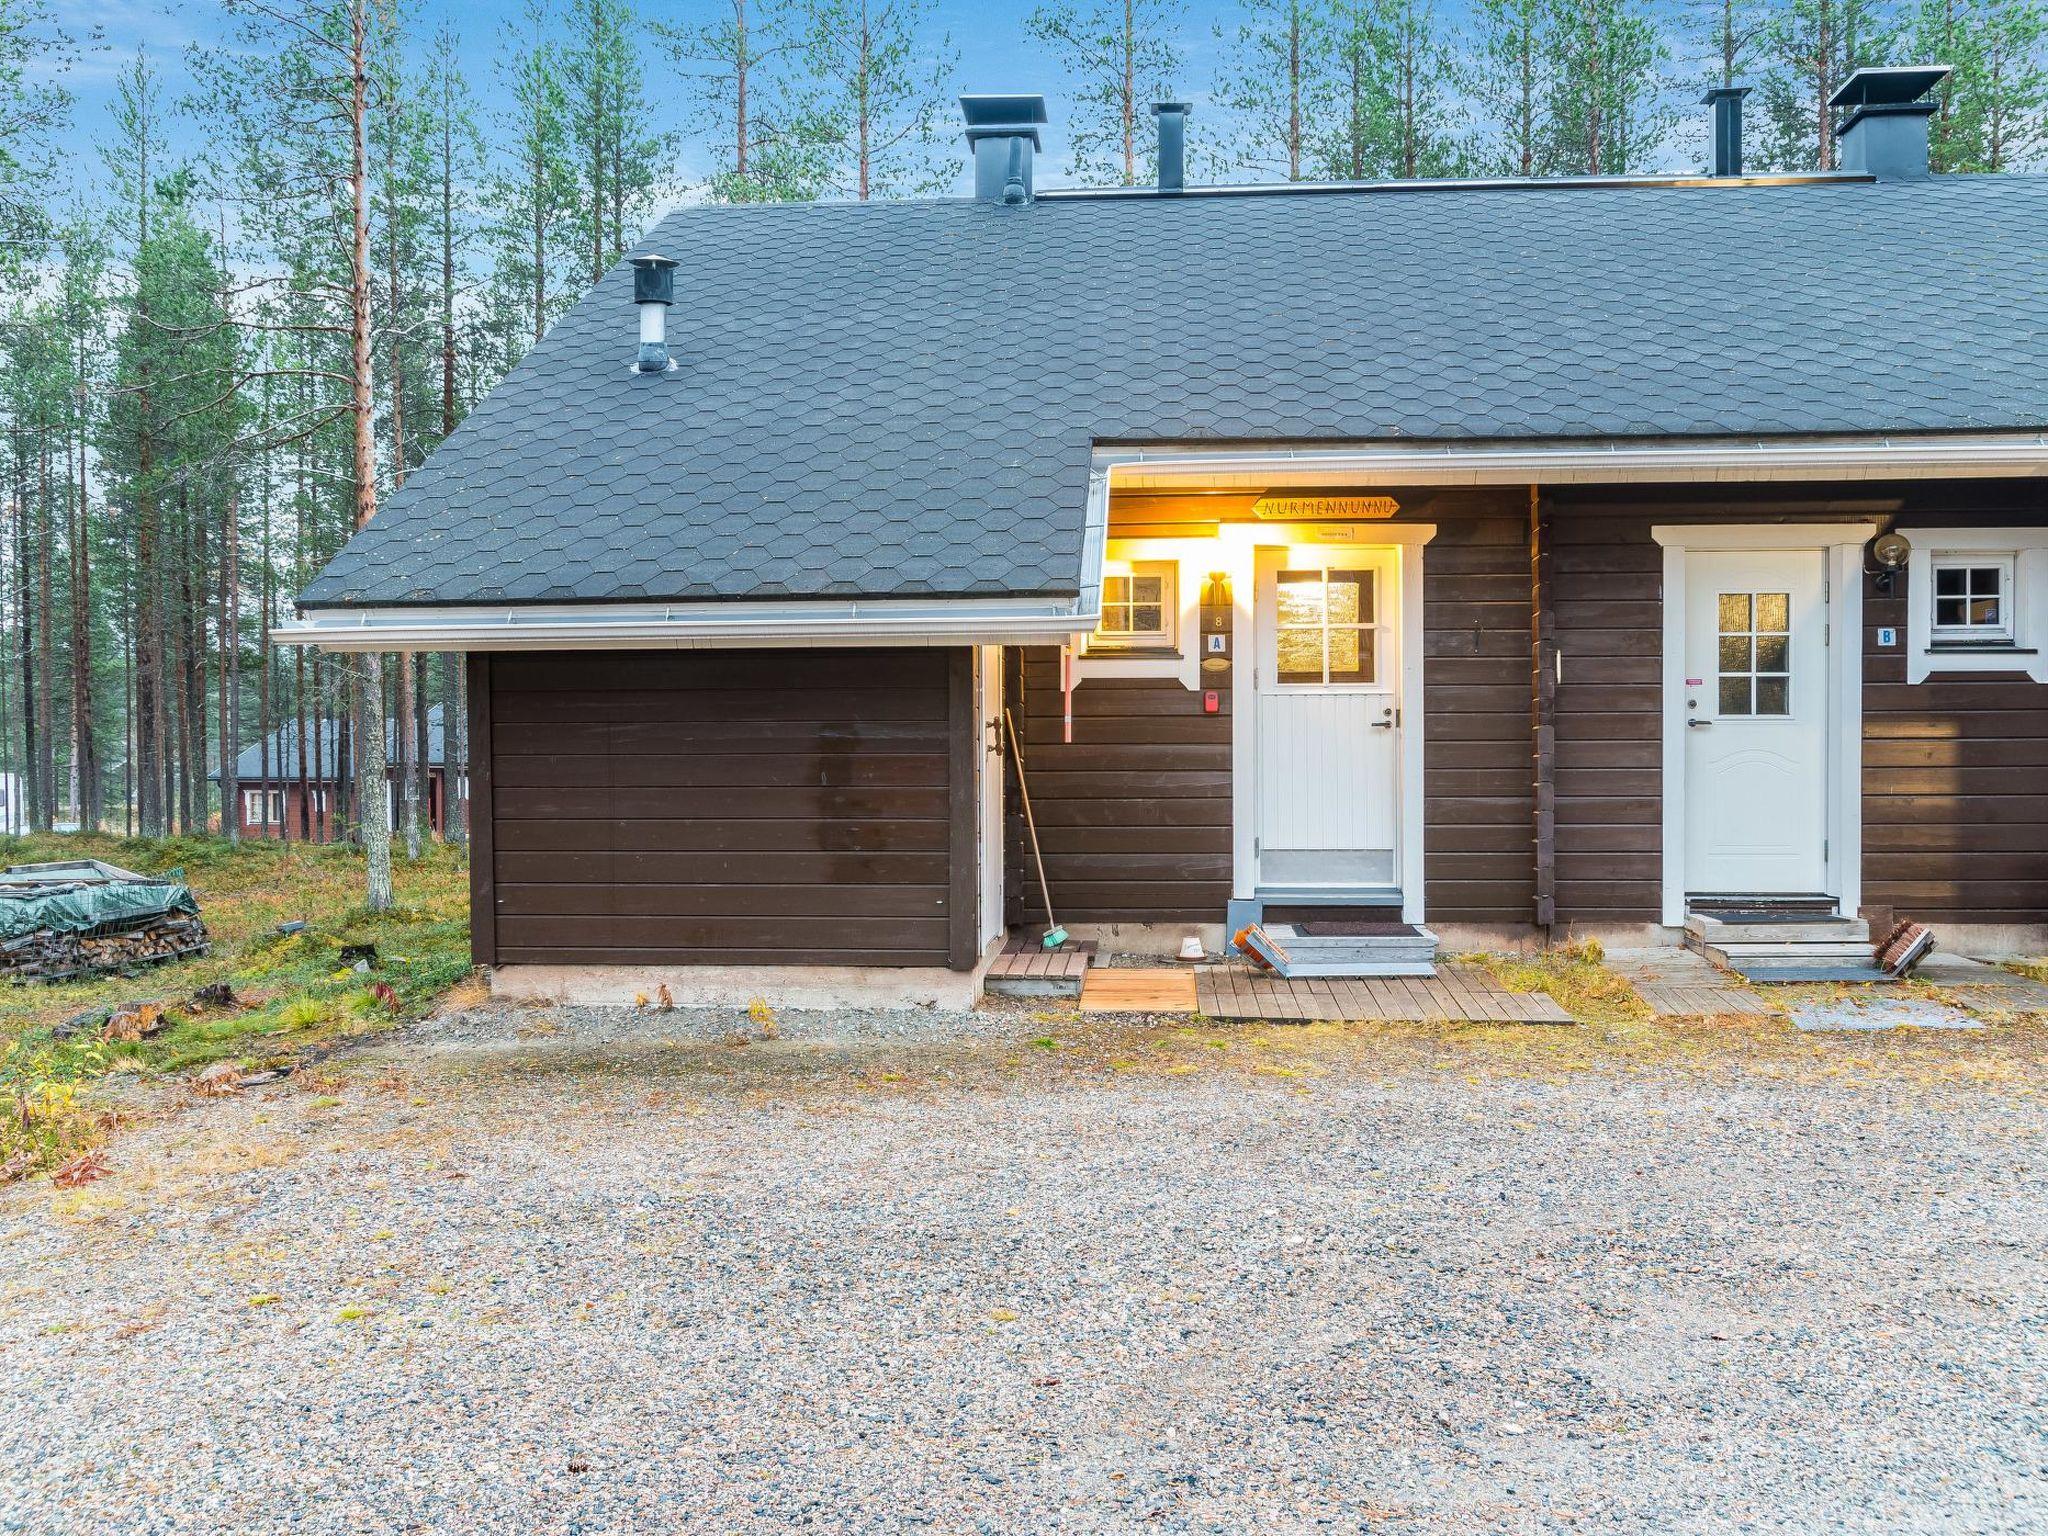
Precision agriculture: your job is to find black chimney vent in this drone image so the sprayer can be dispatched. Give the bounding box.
[1832,65,1953,179]
[1703,86,1750,176]
[1153,100,1191,193]
[631,255,678,373]
[960,94,1048,204]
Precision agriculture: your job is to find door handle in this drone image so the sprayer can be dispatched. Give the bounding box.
[1370,720,1394,730]
[1687,718,1714,729]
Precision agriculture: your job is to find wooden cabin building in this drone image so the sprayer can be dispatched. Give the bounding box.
[226,707,455,841]
[281,74,2048,1004]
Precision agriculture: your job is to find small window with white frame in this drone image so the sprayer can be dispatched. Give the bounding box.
[1930,554,2015,645]
[1090,561,1177,652]
[242,789,283,827]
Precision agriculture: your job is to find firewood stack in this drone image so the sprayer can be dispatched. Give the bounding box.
[0,860,210,984]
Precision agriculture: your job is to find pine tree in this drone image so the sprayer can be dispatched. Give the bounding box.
[1754,0,1891,170]
[1546,0,1676,174]
[0,0,72,269]
[802,0,957,198]
[492,3,580,343]
[202,0,395,906]
[1903,0,2048,170]
[1215,0,1331,181]
[658,0,831,202]
[565,0,663,277]
[1466,0,1557,175]
[1026,0,1186,185]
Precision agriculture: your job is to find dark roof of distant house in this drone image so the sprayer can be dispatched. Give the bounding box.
[299,174,2048,610]
[229,706,446,780]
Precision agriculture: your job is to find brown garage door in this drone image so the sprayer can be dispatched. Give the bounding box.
[471,649,974,968]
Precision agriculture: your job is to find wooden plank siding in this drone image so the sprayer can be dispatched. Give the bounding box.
[1005,491,1538,928]
[1005,588,1236,925]
[1547,482,2048,926]
[1862,496,2048,924]
[481,649,973,967]
[1420,500,1537,922]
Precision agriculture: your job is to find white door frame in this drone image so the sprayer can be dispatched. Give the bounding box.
[1231,525,1433,923]
[974,645,1005,952]
[1652,523,1874,928]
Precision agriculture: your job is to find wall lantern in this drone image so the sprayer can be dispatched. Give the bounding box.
[1869,532,1911,595]
[1203,570,1231,607]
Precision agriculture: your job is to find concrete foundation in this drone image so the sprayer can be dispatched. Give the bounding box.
[491,957,992,1010]
[1066,922,1228,959]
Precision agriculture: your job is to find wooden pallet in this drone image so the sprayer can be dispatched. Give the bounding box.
[1079,967,1198,1014]
[1194,962,1571,1024]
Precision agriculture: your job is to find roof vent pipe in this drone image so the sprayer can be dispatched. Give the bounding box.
[1832,65,1952,179]
[1153,100,1191,192]
[1703,86,1750,176]
[631,254,678,372]
[961,94,1048,203]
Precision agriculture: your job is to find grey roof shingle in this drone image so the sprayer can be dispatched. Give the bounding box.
[300,175,2048,609]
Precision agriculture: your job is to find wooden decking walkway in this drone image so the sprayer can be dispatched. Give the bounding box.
[1191,962,1572,1024]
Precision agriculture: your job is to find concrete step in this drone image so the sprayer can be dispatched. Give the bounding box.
[1685,913,1869,945]
[1706,941,1877,961]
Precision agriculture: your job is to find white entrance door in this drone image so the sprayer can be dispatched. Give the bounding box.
[1682,549,1829,895]
[1253,547,1401,891]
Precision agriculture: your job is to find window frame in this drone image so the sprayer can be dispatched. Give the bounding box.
[1928,553,2016,646]
[1900,527,2048,685]
[1088,560,1178,654]
[242,788,283,827]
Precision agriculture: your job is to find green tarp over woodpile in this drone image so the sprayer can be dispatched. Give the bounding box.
[0,862,201,943]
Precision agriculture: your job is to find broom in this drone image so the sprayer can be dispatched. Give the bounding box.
[1003,709,1067,949]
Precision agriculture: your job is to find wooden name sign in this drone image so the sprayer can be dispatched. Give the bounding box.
[1251,494,1400,521]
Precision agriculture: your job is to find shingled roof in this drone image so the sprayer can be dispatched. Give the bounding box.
[299,173,2048,611]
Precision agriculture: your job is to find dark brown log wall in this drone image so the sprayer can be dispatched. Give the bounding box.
[1421,499,1536,922]
[1006,588,1235,925]
[1548,482,2048,927]
[473,649,974,967]
[1005,491,1538,928]
[1863,500,2048,924]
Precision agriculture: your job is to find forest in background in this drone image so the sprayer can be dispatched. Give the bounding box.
[2,0,2045,904]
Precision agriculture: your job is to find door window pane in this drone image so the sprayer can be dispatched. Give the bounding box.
[1716,590,1791,717]
[1274,568,1380,686]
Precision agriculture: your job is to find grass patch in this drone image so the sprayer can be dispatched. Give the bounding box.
[2,832,472,1178]
[1461,936,1651,1025]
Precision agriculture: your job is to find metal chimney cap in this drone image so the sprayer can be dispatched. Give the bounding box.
[1152,100,1192,116]
[1701,85,1752,104]
[1829,65,1952,109]
[631,254,679,306]
[960,93,1048,145]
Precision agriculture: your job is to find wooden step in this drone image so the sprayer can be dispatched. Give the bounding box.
[1240,924,1440,979]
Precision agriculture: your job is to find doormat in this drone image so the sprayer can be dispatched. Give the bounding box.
[1787,997,1981,1032]
[1294,921,1421,938]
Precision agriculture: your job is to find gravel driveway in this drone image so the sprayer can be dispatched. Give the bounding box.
[2,1004,2042,1534]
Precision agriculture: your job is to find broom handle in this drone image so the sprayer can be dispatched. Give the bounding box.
[1003,709,1058,936]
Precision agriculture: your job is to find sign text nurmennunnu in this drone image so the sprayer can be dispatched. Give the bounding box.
[1251,494,1401,521]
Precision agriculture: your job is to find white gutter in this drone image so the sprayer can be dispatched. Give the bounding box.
[274,594,1096,652]
[1098,432,2048,488]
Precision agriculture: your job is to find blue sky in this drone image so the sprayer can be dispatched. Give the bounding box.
[45,0,1254,198]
